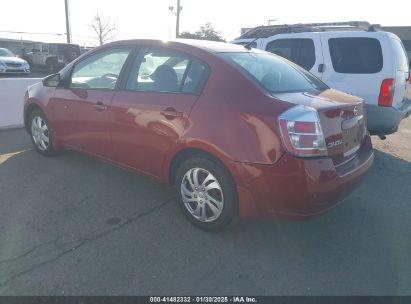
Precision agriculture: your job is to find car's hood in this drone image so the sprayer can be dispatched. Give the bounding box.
[0,56,27,64]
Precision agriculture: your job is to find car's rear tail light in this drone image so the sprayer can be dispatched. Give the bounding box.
[278,105,327,157]
[378,79,395,107]
[408,73,411,84]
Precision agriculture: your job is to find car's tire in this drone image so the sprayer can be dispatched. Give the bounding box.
[175,156,238,231]
[28,109,57,156]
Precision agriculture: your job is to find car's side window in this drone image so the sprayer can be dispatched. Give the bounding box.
[182,60,208,94]
[328,38,383,74]
[126,48,208,94]
[298,39,316,70]
[42,44,49,53]
[266,39,299,62]
[70,48,131,90]
[266,39,316,70]
[33,44,41,53]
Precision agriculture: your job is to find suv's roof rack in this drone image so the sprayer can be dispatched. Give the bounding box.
[239,21,376,39]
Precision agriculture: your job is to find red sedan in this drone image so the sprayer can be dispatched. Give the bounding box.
[24,39,373,230]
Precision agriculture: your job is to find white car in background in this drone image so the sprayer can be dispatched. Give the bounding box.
[0,48,31,75]
[232,22,411,137]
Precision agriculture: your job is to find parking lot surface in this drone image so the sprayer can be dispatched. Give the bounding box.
[0,118,410,295]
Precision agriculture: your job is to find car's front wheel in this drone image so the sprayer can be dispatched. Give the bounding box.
[29,109,57,156]
[175,156,237,230]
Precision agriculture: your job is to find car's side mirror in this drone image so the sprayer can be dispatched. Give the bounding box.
[43,73,61,87]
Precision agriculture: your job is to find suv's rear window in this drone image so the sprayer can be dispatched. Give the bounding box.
[328,37,383,74]
[219,52,327,93]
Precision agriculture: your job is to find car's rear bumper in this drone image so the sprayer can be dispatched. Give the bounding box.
[227,135,374,219]
[366,100,411,135]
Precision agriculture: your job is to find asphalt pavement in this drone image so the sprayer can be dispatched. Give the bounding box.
[0,121,410,295]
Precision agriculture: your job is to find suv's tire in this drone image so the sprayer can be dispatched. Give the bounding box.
[47,61,56,74]
[28,109,57,156]
[175,156,238,231]
[26,59,33,71]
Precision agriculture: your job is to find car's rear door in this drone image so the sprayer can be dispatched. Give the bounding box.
[109,46,209,177]
[51,47,132,158]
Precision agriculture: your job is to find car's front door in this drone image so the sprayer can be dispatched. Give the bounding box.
[110,47,209,177]
[51,47,132,158]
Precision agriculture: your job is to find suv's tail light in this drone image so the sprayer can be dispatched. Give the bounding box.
[378,79,395,107]
[408,73,411,84]
[278,105,327,157]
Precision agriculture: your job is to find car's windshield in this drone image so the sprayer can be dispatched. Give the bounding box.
[0,48,15,57]
[219,52,328,93]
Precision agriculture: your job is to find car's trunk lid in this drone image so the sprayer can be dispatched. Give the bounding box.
[274,89,367,166]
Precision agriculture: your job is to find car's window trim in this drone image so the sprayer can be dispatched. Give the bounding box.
[179,60,193,92]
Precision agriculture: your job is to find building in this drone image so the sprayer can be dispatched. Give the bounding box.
[0,38,38,56]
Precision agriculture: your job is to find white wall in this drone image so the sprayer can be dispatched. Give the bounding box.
[0,78,41,129]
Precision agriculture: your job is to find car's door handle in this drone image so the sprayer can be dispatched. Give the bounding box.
[93,102,107,112]
[318,63,325,73]
[160,108,183,119]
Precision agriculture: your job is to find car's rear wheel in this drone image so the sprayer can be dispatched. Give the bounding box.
[175,156,237,230]
[29,109,56,156]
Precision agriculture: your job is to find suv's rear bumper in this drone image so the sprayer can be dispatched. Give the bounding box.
[226,135,374,219]
[366,100,411,135]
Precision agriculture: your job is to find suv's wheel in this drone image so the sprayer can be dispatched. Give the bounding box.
[29,109,57,156]
[175,156,237,230]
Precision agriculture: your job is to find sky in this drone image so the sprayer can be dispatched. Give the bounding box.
[1,0,410,46]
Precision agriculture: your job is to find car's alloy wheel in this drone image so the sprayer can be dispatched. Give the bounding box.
[29,109,57,156]
[31,116,50,151]
[175,156,237,230]
[181,167,224,223]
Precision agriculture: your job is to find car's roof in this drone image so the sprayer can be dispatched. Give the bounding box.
[107,39,253,54]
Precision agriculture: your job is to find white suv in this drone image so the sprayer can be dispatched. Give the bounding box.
[232,22,411,137]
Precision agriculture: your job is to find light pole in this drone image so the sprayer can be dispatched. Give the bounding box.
[64,0,71,43]
[175,0,181,38]
[169,0,182,38]
[268,19,278,26]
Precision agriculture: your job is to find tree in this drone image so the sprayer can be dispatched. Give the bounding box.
[180,23,225,42]
[90,14,116,46]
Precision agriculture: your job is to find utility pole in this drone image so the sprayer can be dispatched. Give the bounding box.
[169,1,182,38]
[64,0,71,43]
[175,0,181,38]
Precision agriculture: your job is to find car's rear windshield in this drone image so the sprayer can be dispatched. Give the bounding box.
[219,52,328,93]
